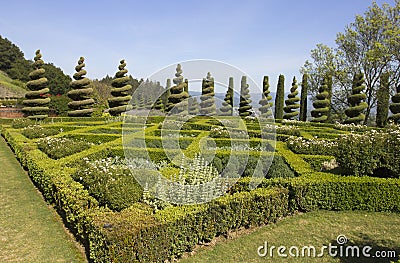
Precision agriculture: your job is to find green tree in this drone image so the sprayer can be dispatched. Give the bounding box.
[200,72,216,115]
[108,60,132,116]
[22,50,50,119]
[163,79,171,112]
[166,64,189,114]
[389,84,400,123]
[376,72,390,127]
[0,35,30,81]
[43,63,71,95]
[238,76,252,117]
[311,76,330,123]
[48,94,71,116]
[344,72,368,124]
[274,74,285,119]
[219,77,234,116]
[283,77,300,120]
[299,74,308,121]
[67,57,94,117]
[302,2,400,124]
[258,76,273,118]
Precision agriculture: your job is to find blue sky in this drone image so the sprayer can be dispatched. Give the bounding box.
[0,0,396,92]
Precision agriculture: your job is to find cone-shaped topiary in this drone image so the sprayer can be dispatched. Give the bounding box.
[376,72,390,127]
[200,72,216,116]
[163,79,171,112]
[274,74,285,119]
[166,64,189,114]
[108,59,133,116]
[299,74,308,121]
[22,50,50,119]
[238,76,252,117]
[154,95,164,112]
[283,77,300,120]
[389,83,400,123]
[311,75,330,123]
[219,77,234,116]
[189,97,200,115]
[259,76,273,118]
[344,72,368,124]
[67,57,94,117]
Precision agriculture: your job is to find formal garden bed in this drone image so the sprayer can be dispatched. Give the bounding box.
[1,116,399,262]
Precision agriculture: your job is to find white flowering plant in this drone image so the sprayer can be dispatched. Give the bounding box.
[37,137,93,159]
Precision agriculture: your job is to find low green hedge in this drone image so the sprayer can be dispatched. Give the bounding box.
[90,187,290,262]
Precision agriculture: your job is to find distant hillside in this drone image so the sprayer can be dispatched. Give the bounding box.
[0,71,27,99]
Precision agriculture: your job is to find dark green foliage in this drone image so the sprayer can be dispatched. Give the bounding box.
[67,57,94,117]
[108,60,132,116]
[163,79,171,112]
[258,76,273,118]
[153,95,164,112]
[311,76,330,122]
[188,97,199,115]
[49,94,71,116]
[166,64,189,114]
[22,50,50,119]
[0,35,30,82]
[283,77,300,120]
[200,72,217,115]
[344,72,367,124]
[219,77,234,116]
[299,74,308,121]
[274,74,285,119]
[43,63,71,95]
[238,76,252,117]
[376,72,390,127]
[389,84,400,123]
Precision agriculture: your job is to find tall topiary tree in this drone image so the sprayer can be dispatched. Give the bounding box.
[166,64,189,114]
[219,77,234,116]
[299,74,308,121]
[108,60,132,116]
[258,76,273,118]
[163,79,171,112]
[274,74,285,119]
[283,77,300,120]
[22,50,50,119]
[344,72,368,124]
[67,57,94,117]
[189,97,200,115]
[376,72,390,127]
[389,83,400,124]
[238,76,252,117]
[311,76,330,123]
[200,72,216,116]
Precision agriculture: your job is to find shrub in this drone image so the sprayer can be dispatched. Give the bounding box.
[334,128,400,177]
[37,137,92,159]
[74,157,143,211]
[11,118,35,128]
[21,125,60,139]
[286,136,337,155]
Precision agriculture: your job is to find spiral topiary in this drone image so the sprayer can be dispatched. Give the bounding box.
[108,59,133,116]
[283,77,300,120]
[344,72,367,124]
[67,57,94,117]
[166,64,189,114]
[311,76,330,123]
[189,97,200,115]
[238,76,252,117]
[220,77,234,116]
[22,50,50,119]
[200,72,216,116]
[258,76,273,118]
[389,83,400,123]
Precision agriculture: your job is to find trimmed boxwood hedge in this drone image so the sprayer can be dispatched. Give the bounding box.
[2,119,400,263]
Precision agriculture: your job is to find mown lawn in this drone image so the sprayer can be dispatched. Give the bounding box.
[0,137,86,262]
[181,210,400,263]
